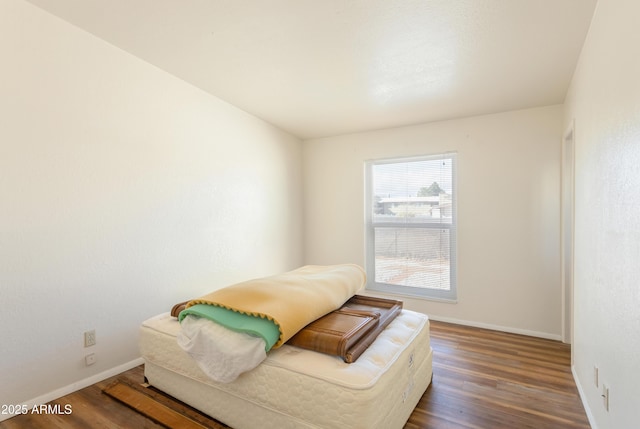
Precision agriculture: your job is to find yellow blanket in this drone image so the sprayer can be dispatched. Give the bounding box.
[186,264,366,348]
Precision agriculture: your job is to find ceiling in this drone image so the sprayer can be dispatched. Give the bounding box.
[25,0,597,140]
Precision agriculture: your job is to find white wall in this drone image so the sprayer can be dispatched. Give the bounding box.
[0,0,302,415]
[563,0,640,427]
[303,105,563,338]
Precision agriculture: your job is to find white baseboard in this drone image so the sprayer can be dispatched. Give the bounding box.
[572,364,598,429]
[427,314,563,341]
[0,357,144,423]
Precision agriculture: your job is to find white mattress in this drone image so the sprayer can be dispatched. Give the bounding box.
[140,309,433,429]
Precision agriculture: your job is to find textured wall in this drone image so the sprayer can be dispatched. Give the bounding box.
[303,105,563,338]
[0,0,302,414]
[563,0,640,427]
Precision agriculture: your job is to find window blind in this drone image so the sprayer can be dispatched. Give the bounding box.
[365,153,457,301]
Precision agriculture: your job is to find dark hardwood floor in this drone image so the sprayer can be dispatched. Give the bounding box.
[414,321,590,429]
[0,320,590,428]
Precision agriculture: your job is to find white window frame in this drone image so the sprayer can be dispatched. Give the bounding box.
[365,153,457,301]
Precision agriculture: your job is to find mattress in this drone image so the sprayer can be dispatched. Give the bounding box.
[140,309,433,429]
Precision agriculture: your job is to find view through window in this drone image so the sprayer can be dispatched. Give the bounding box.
[365,153,457,300]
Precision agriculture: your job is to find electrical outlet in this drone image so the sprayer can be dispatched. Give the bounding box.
[594,366,599,387]
[84,330,96,347]
[85,353,96,366]
[602,384,609,412]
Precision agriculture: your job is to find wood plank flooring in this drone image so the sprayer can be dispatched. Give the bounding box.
[414,321,590,428]
[0,320,590,429]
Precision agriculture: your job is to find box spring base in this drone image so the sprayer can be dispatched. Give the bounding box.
[140,310,432,429]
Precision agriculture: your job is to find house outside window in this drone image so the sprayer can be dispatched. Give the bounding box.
[365,153,457,301]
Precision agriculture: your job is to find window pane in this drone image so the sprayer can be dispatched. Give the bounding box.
[366,153,456,300]
[374,227,450,290]
[372,158,453,225]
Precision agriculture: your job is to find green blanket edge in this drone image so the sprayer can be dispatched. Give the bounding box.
[178,304,280,351]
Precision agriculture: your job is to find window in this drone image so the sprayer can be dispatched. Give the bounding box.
[365,153,457,301]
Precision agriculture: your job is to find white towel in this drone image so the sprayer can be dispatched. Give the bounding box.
[177,315,266,383]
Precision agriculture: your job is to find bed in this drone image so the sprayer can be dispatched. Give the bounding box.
[140,309,432,428]
[139,265,433,428]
